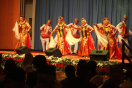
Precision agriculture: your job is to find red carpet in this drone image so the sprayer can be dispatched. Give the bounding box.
[0,50,132,63]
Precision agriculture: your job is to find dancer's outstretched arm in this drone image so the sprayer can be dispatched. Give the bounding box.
[51,25,58,36]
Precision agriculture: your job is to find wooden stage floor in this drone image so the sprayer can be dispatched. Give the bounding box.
[0,50,132,63]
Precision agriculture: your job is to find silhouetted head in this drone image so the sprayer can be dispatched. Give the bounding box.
[77,60,87,78]
[6,66,25,82]
[33,55,47,69]
[86,60,97,72]
[65,65,75,78]
[109,64,124,85]
[4,58,16,74]
[36,65,56,88]
[23,53,33,66]
[39,65,56,77]
[5,67,26,88]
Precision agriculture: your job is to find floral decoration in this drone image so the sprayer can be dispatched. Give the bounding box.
[1,54,121,75]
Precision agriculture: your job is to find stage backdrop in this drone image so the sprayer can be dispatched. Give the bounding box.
[0,0,20,49]
[34,0,132,56]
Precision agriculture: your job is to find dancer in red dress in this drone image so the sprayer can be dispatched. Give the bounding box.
[13,16,31,49]
[51,16,70,55]
[73,18,95,57]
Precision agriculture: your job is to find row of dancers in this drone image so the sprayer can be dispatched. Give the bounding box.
[13,15,132,59]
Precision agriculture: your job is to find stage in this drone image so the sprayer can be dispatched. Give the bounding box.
[0,50,132,63]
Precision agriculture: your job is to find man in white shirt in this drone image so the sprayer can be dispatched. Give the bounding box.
[40,20,52,52]
[68,18,80,54]
[116,15,132,55]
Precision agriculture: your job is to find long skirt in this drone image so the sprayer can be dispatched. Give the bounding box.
[56,35,70,55]
[78,35,95,56]
[15,33,31,49]
[101,37,122,59]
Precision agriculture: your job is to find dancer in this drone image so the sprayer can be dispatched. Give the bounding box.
[116,15,132,55]
[68,18,80,54]
[40,20,52,52]
[13,15,31,49]
[93,17,122,59]
[51,16,70,55]
[73,18,95,57]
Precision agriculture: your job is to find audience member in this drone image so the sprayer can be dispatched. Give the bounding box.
[35,65,61,88]
[26,55,47,88]
[75,60,88,88]
[86,60,103,87]
[86,60,97,81]
[60,65,76,88]
[1,54,131,88]
[102,64,124,88]
[4,58,16,74]
[119,65,132,88]
[22,53,34,74]
[4,66,29,88]
[76,60,87,79]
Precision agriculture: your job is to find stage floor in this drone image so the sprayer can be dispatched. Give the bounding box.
[0,50,132,63]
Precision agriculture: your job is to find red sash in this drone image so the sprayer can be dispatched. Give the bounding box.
[73,34,79,38]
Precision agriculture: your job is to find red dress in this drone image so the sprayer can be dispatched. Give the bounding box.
[78,25,95,56]
[15,22,31,49]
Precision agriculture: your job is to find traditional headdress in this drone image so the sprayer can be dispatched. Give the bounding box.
[20,15,26,22]
[81,18,86,23]
[58,16,65,24]
[102,17,111,24]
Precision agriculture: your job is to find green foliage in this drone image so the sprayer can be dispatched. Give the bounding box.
[1,54,121,75]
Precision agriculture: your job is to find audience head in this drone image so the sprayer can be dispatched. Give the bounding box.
[77,60,87,79]
[4,58,16,74]
[22,53,34,73]
[23,53,33,66]
[36,65,56,88]
[39,64,56,77]
[5,66,26,88]
[86,60,97,72]
[33,55,47,69]
[65,65,75,78]
[109,64,124,85]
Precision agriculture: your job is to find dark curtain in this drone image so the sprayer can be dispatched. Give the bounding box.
[34,0,132,56]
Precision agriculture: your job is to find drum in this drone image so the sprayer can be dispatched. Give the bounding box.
[123,34,129,38]
[41,34,50,38]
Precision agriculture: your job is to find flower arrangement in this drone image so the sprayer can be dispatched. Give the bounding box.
[1,53,121,75]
